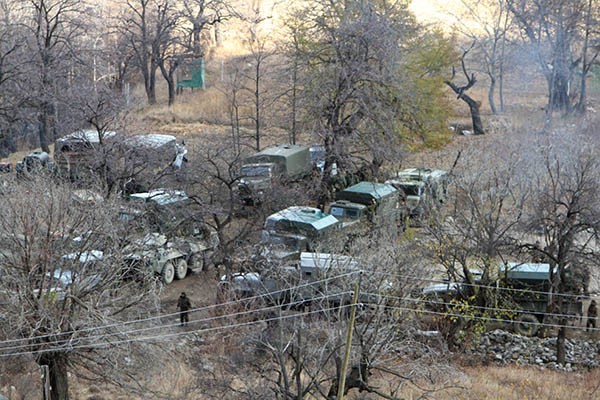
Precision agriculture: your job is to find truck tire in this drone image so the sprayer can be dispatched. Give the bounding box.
[175,258,188,280]
[189,253,204,272]
[161,262,175,284]
[514,313,540,336]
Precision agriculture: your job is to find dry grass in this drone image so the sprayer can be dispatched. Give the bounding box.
[457,365,600,400]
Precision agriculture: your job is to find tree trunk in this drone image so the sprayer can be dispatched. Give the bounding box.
[467,97,485,135]
[488,76,497,115]
[445,81,485,134]
[577,0,594,113]
[254,61,261,152]
[148,65,157,105]
[38,105,51,154]
[38,353,69,400]
[557,324,566,365]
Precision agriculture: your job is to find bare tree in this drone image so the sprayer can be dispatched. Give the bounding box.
[153,0,182,106]
[180,0,233,58]
[451,0,514,114]
[522,144,600,364]
[240,9,277,152]
[288,0,454,200]
[508,0,600,121]
[0,176,161,400]
[18,0,87,153]
[199,233,459,399]
[120,0,178,105]
[445,45,486,135]
[0,0,26,156]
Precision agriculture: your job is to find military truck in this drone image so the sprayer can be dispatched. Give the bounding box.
[385,168,448,219]
[54,130,187,191]
[329,181,402,229]
[121,188,219,284]
[218,252,359,307]
[238,144,312,205]
[15,151,54,176]
[261,206,341,260]
[422,262,584,336]
[54,129,117,179]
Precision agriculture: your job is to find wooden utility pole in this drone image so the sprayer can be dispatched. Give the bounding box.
[41,365,50,400]
[337,272,361,400]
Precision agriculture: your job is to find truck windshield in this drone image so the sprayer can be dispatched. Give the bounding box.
[400,184,422,196]
[329,206,359,219]
[241,165,272,177]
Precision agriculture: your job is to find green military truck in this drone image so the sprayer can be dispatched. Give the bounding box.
[261,206,341,260]
[238,144,312,205]
[328,181,402,229]
[422,262,584,336]
[385,168,448,219]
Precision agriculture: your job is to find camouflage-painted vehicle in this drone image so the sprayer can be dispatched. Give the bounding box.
[385,168,448,219]
[121,189,219,284]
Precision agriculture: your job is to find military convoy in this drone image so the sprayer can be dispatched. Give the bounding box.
[121,188,219,284]
[238,144,313,205]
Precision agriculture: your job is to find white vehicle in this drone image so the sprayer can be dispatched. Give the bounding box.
[219,252,360,307]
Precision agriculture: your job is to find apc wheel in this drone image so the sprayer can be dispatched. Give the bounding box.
[514,313,540,336]
[189,254,204,272]
[161,261,175,284]
[175,258,188,280]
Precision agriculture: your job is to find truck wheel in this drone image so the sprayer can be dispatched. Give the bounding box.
[189,254,204,272]
[514,313,539,336]
[161,262,175,284]
[175,259,188,280]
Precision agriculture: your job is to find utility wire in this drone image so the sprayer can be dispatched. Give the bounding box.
[0,270,359,347]
[0,303,355,358]
[0,289,353,354]
[362,291,589,322]
[365,269,593,301]
[2,287,596,358]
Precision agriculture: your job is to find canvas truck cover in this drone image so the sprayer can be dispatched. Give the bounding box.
[263,206,340,237]
[335,181,398,208]
[55,129,118,152]
[501,262,552,282]
[243,144,311,180]
[54,130,117,173]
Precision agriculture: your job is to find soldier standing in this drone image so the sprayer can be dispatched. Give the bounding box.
[177,292,192,326]
[587,300,597,332]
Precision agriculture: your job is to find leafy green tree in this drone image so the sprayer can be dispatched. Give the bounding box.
[287,0,455,198]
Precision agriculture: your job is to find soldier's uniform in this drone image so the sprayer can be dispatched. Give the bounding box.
[177,292,192,326]
[587,300,597,332]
